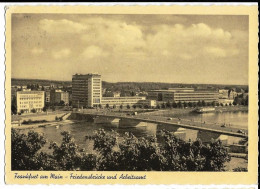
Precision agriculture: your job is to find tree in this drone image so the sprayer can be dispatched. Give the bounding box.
[11,129,231,171]
[132,104,137,109]
[120,105,123,109]
[106,104,110,109]
[11,129,48,170]
[202,100,206,107]
[144,104,149,109]
[59,100,65,106]
[188,102,193,108]
[49,131,86,171]
[138,104,143,109]
[31,109,36,113]
[166,101,172,108]
[126,104,131,109]
[130,91,135,96]
[161,103,166,109]
[156,104,161,109]
[233,167,248,172]
[172,101,177,108]
[11,96,17,115]
[177,101,182,108]
[98,104,102,109]
[197,101,202,107]
[183,102,188,108]
[245,95,248,106]
[113,105,116,109]
[43,106,47,112]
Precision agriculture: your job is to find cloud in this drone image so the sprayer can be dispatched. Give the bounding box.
[52,48,71,59]
[39,18,240,61]
[80,17,145,54]
[39,19,87,34]
[31,47,43,55]
[81,45,109,59]
[146,23,238,60]
[204,47,227,58]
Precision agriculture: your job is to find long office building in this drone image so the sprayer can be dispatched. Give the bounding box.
[147,88,218,103]
[16,90,45,113]
[101,96,146,107]
[72,74,102,108]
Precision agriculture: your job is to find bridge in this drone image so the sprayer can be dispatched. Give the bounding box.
[74,110,248,139]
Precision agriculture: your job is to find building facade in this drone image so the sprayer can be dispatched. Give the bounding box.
[50,89,69,105]
[16,90,45,113]
[147,88,218,103]
[45,91,50,104]
[219,89,229,99]
[72,74,102,108]
[101,96,146,107]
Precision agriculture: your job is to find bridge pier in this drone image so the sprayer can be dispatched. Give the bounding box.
[174,128,198,142]
[119,118,148,128]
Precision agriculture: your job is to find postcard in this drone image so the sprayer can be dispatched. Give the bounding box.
[4,5,258,185]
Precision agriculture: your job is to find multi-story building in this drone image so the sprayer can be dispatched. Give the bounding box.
[72,74,102,108]
[16,90,45,113]
[228,90,238,100]
[50,89,69,105]
[101,96,146,107]
[147,88,218,103]
[45,91,50,104]
[219,89,229,99]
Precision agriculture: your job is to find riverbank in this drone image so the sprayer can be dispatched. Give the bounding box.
[140,105,248,118]
[12,119,84,130]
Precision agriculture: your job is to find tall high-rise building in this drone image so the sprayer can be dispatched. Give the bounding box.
[72,73,102,108]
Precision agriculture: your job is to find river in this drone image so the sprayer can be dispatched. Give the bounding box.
[20,111,248,153]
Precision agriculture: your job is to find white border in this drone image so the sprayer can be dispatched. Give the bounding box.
[0,2,258,189]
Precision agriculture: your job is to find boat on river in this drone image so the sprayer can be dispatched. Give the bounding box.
[195,107,215,113]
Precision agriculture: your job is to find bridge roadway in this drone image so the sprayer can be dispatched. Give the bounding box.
[78,110,248,138]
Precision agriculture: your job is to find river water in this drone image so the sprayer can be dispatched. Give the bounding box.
[21,111,248,153]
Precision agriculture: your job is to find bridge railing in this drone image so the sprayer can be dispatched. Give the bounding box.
[79,109,247,136]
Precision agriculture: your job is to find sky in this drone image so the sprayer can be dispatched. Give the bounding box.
[11,14,248,85]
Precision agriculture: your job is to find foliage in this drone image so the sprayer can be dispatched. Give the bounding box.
[59,100,65,106]
[12,128,231,172]
[42,106,47,112]
[49,131,85,170]
[233,167,248,172]
[22,119,47,125]
[11,96,17,115]
[11,129,48,170]
[31,109,37,113]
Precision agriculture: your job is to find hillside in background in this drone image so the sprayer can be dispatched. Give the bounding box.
[11,78,248,92]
